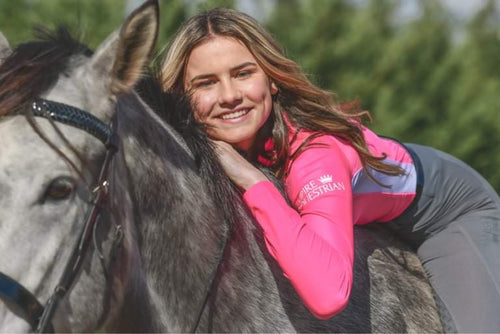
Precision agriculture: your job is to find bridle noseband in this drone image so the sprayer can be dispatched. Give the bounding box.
[0,99,120,333]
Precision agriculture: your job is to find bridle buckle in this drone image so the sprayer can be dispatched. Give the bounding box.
[92,180,110,195]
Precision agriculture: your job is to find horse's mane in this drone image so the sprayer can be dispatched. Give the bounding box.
[135,71,256,243]
[0,26,91,117]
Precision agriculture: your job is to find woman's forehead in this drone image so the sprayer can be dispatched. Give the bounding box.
[186,36,255,76]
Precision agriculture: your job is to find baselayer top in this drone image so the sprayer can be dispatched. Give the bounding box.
[242,124,417,319]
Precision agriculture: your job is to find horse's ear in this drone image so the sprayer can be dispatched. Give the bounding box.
[90,0,159,94]
[0,32,12,64]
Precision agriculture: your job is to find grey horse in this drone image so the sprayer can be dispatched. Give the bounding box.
[0,1,441,332]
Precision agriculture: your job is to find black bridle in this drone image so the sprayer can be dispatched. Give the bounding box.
[0,98,228,333]
[0,99,120,333]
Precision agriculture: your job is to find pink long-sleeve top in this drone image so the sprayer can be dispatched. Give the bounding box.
[242,125,417,319]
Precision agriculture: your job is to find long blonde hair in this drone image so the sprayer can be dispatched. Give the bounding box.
[161,8,403,179]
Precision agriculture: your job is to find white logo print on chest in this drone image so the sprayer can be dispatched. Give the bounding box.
[296,175,345,209]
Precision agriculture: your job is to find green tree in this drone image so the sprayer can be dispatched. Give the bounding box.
[196,0,235,11]
[438,0,500,189]
[0,0,126,49]
[369,0,453,145]
[0,0,230,59]
[327,0,397,105]
[267,0,357,90]
[155,0,190,61]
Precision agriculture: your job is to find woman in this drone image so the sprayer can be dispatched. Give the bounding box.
[161,8,500,332]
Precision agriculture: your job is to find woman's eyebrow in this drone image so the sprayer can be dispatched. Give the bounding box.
[189,73,214,83]
[189,62,257,83]
[230,62,257,72]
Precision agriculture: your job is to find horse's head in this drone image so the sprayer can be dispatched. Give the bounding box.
[0,1,159,332]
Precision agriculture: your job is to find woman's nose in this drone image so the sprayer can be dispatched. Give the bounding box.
[218,80,242,107]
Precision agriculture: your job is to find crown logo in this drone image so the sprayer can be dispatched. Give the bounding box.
[319,175,332,184]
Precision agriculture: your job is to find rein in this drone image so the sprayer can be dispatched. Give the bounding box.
[190,223,230,333]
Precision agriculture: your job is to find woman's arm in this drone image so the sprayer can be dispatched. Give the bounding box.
[213,139,355,319]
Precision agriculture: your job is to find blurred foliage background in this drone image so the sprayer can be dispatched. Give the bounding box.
[1,0,499,192]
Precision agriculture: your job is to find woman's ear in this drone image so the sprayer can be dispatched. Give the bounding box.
[271,81,278,95]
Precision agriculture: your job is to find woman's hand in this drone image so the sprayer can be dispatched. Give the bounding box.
[212,140,268,190]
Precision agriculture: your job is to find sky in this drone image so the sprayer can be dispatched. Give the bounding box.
[440,0,499,19]
[399,0,499,21]
[124,0,499,26]
[237,0,499,22]
[125,0,499,21]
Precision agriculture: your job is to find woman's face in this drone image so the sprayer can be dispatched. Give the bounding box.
[184,35,277,152]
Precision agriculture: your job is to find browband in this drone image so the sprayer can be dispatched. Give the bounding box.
[31,99,112,146]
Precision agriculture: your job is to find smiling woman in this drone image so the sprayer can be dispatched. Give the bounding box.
[184,36,278,153]
[161,7,500,332]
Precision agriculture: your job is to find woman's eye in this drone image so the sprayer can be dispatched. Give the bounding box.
[236,70,251,78]
[44,177,75,201]
[195,80,215,88]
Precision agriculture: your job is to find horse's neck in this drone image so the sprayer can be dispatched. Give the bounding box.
[115,94,229,331]
[113,94,299,332]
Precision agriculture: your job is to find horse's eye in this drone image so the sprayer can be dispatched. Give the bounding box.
[45,177,75,201]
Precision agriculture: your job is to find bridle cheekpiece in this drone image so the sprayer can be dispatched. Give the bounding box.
[0,98,120,333]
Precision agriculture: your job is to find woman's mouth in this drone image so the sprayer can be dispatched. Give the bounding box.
[220,108,250,120]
